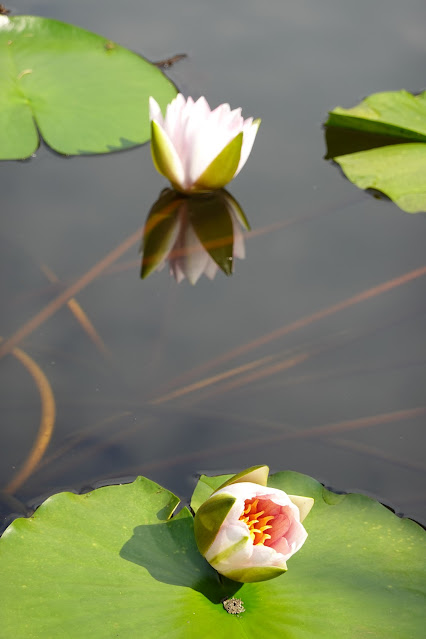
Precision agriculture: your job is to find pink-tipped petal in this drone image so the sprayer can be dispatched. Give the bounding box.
[268,536,291,556]
[174,223,210,285]
[163,94,187,144]
[149,96,164,126]
[232,221,246,260]
[235,118,261,176]
[204,258,219,280]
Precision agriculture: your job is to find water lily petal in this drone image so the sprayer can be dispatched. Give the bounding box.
[188,105,246,185]
[206,522,251,565]
[171,218,214,285]
[172,97,210,179]
[204,259,219,280]
[235,118,261,176]
[149,96,164,127]
[232,221,246,260]
[170,261,186,283]
[193,133,243,191]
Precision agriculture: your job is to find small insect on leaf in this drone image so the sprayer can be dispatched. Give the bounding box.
[222,598,245,615]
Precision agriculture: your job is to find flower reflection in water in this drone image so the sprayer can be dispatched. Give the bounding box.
[140,188,250,284]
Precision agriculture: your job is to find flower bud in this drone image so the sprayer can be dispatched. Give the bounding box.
[194,467,313,583]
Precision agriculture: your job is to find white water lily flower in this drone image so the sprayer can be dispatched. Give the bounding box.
[194,472,314,583]
[149,94,260,193]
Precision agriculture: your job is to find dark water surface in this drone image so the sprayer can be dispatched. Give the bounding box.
[1,0,425,529]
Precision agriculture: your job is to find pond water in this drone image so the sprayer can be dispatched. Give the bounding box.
[1,0,425,531]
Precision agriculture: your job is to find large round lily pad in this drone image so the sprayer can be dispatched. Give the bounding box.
[0,15,177,159]
[0,472,424,638]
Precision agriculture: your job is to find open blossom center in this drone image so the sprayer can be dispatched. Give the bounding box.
[239,497,292,546]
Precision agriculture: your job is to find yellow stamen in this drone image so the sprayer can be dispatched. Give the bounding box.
[239,498,276,545]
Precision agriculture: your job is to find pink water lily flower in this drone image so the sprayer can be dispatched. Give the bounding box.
[194,474,314,583]
[149,94,260,193]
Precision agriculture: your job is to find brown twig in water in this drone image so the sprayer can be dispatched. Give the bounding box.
[2,339,56,494]
[0,227,143,361]
[36,413,156,485]
[154,53,187,69]
[40,264,110,359]
[130,406,426,476]
[164,405,426,475]
[181,307,426,406]
[37,411,133,475]
[155,264,426,396]
[150,354,277,405]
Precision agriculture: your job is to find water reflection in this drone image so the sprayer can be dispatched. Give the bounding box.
[140,188,250,284]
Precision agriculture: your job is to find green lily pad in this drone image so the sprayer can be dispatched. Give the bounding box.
[334,143,426,213]
[0,477,236,638]
[0,15,177,159]
[325,90,426,213]
[0,472,425,638]
[326,90,426,141]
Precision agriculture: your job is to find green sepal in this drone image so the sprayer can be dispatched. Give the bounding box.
[224,565,287,583]
[194,494,236,556]
[252,117,262,130]
[288,495,315,523]
[189,194,234,275]
[193,132,243,191]
[140,189,183,278]
[216,465,269,491]
[150,120,182,185]
[208,535,249,567]
[224,190,251,230]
